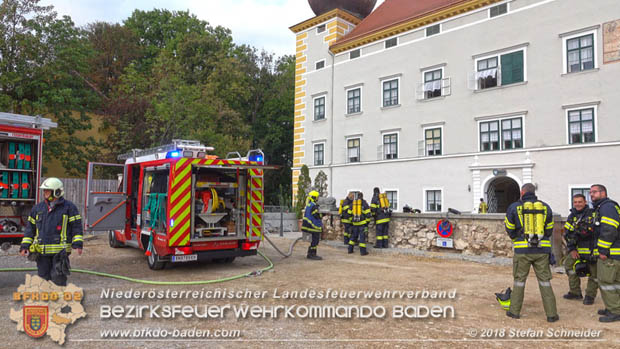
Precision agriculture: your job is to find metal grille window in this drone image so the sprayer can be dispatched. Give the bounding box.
[347,138,360,163]
[490,3,508,17]
[385,37,397,49]
[424,69,442,99]
[480,121,500,151]
[317,24,326,33]
[425,128,442,156]
[314,97,325,120]
[314,143,324,166]
[426,24,440,37]
[382,79,399,107]
[567,34,594,73]
[350,49,361,60]
[568,108,594,144]
[426,190,442,212]
[347,88,361,114]
[501,118,523,149]
[386,190,397,210]
[383,133,398,159]
[315,60,325,70]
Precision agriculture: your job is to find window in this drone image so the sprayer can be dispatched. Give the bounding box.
[501,118,523,149]
[426,24,440,37]
[385,190,398,210]
[424,69,442,99]
[383,133,398,160]
[568,108,594,144]
[425,128,442,156]
[385,37,397,49]
[480,117,523,151]
[347,138,360,163]
[475,50,524,89]
[382,79,399,107]
[313,143,324,166]
[426,190,442,212]
[347,88,361,114]
[315,60,325,70]
[571,187,592,207]
[480,121,500,151]
[350,49,361,60]
[567,34,594,73]
[489,3,508,18]
[313,96,325,121]
[317,24,326,33]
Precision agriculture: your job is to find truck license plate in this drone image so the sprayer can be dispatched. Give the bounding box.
[171,254,198,262]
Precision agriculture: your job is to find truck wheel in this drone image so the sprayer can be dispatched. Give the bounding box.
[147,245,166,270]
[224,257,235,264]
[108,230,123,248]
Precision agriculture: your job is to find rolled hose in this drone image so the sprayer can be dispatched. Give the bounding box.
[0,250,273,285]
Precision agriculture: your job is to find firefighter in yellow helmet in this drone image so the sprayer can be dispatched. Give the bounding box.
[504,183,558,322]
[19,178,83,286]
[301,190,322,260]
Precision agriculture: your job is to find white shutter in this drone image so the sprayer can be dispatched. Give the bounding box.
[415,82,425,100]
[442,77,451,96]
[467,72,478,90]
[417,140,425,156]
[377,145,384,160]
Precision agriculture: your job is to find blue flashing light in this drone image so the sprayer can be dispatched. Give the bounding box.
[170,219,174,227]
[166,150,181,158]
[249,155,264,163]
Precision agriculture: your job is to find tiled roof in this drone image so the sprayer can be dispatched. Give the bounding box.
[333,0,474,49]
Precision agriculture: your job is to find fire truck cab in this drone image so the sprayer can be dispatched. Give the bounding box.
[84,140,272,269]
[0,112,57,249]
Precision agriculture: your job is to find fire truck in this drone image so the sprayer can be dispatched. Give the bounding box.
[0,112,57,249]
[84,140,274,269]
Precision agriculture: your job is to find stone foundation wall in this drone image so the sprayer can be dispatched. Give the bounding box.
[321,212,565,258]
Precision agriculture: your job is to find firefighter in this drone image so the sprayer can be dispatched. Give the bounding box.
[301,190,322,260]
[504,183,558,322]
[590,184,620,322]
[340,192,354,245]
[562,193,598,305]
[371,187,391,248]
[348,192,370,256]
[479,198,488,214]
[19,178,83,286]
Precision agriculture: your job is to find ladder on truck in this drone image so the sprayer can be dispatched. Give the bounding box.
[0,112,57,130]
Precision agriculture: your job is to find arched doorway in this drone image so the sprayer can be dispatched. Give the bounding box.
[486,176,520,213]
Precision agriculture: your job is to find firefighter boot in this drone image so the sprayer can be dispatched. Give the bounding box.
[382,238,389,248]
[360,247,368,256]
[307,247,322,260]
[374,239,381,249]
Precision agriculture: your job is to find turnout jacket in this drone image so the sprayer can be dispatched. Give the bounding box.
[564,206,598,258]
[301,199,322,233]
[20,198,83,255]
[504,192,554,254]
[370,194,391,225]
[340,197,352,225]
[593,197,620,260]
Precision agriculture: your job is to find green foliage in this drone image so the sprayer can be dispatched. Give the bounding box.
[295,164,311,219]
[314,170,328,197]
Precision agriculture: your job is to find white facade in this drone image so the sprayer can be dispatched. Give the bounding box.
[293,0,620,215]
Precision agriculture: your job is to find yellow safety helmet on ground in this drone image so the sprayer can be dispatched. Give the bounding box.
[40,177,64,199]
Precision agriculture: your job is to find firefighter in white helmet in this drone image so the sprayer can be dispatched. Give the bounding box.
[19,178,83,286]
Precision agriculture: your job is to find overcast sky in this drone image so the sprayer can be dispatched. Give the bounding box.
[41,0,385,58]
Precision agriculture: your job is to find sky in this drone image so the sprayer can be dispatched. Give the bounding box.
[41,0,386,58]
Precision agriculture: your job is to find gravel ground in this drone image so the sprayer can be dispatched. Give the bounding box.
[0,232,617,348]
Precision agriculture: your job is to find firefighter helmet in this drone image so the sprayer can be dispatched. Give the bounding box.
[40,177,64,199]
[495,287,512,310]
[573,259,590,277]
[308,190,319,201]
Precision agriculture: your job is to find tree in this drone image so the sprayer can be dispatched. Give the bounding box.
[0,0,103,176]
[294,164,311,219]
[314,170,328,197]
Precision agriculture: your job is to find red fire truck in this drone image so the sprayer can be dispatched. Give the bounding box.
[0,113,57,249]
[85,140,273,269]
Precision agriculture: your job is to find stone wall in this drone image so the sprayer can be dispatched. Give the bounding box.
[321,212,565,258]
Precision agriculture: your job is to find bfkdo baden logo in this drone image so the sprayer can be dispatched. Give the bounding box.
[23,305,49,338]
[10,275,86,345]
